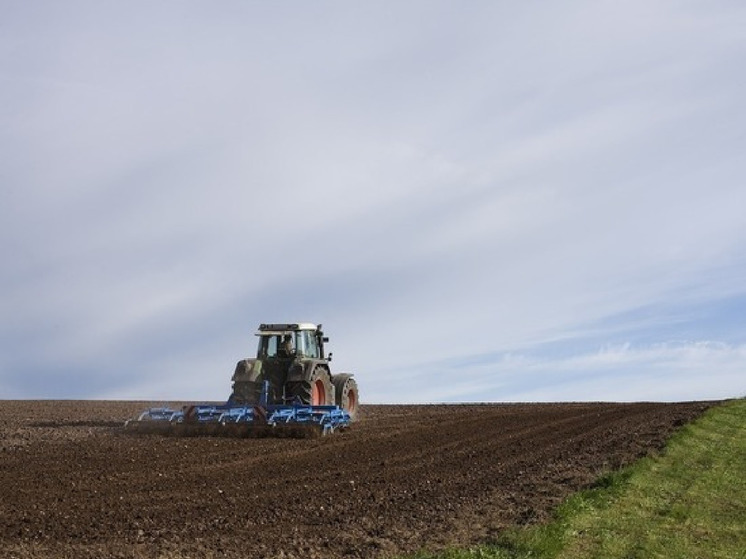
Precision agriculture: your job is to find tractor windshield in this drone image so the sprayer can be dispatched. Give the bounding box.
[256,330,320,359]
[257,334,291,358]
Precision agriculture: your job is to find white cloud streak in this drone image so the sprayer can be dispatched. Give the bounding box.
[366,341,746,404]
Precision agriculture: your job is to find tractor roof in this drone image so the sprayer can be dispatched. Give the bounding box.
[256,323,319,335]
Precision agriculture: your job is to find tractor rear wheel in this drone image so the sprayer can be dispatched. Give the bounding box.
[228,381,262,404]
[229,359,262,404]
[332,374,359,419]
[287,367,334,406]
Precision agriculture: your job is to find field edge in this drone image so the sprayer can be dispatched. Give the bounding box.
[403,398,746,559]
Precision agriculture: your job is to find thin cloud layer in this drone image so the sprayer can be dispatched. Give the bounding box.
[1,2,745,402]
[365,341,746,404]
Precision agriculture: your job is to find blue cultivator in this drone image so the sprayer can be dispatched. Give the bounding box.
[125,382,352,438]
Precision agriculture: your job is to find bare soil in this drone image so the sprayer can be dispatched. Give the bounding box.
[0,400,714,558]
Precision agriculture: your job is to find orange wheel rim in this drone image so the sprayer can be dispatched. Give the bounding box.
[312,379,325,406]
[347,389,357,413]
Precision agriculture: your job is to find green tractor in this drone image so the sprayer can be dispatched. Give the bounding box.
[229,323,359,418]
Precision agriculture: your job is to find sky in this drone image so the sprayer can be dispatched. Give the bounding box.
[1,1,745,403]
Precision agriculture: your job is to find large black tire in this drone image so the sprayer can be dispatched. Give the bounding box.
[287,366,334,406]
[228,381,262,404]
[332,374,359,419]
[229,359,262,404]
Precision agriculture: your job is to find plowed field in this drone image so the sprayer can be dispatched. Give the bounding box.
[0,400,714,558]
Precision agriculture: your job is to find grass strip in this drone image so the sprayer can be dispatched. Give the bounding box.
[407,399,746,559]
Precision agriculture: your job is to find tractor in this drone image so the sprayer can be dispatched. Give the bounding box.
[125,323,358,437]
[229,323,358,417]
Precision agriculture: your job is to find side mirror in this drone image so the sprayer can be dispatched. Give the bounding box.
[322,337,329,343]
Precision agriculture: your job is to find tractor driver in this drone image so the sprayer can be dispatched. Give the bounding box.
[279,334,294,357]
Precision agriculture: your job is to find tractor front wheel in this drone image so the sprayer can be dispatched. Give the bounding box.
[332,374,359,419]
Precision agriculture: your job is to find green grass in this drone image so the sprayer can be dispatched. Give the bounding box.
[406,399,746,559]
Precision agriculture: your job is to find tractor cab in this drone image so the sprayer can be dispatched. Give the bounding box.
[256,323,327,360]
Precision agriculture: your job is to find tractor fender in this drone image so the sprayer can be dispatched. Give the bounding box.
[286,359,329,383]
[331,372,354,382]
[232,358,262,383]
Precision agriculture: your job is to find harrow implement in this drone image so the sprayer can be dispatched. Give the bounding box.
[125,382,351,438]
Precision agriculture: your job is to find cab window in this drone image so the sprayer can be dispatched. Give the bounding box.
[304,331,320,358]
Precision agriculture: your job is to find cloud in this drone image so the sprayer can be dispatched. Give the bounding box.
[1,1,745,402]
[365,341,746,404]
